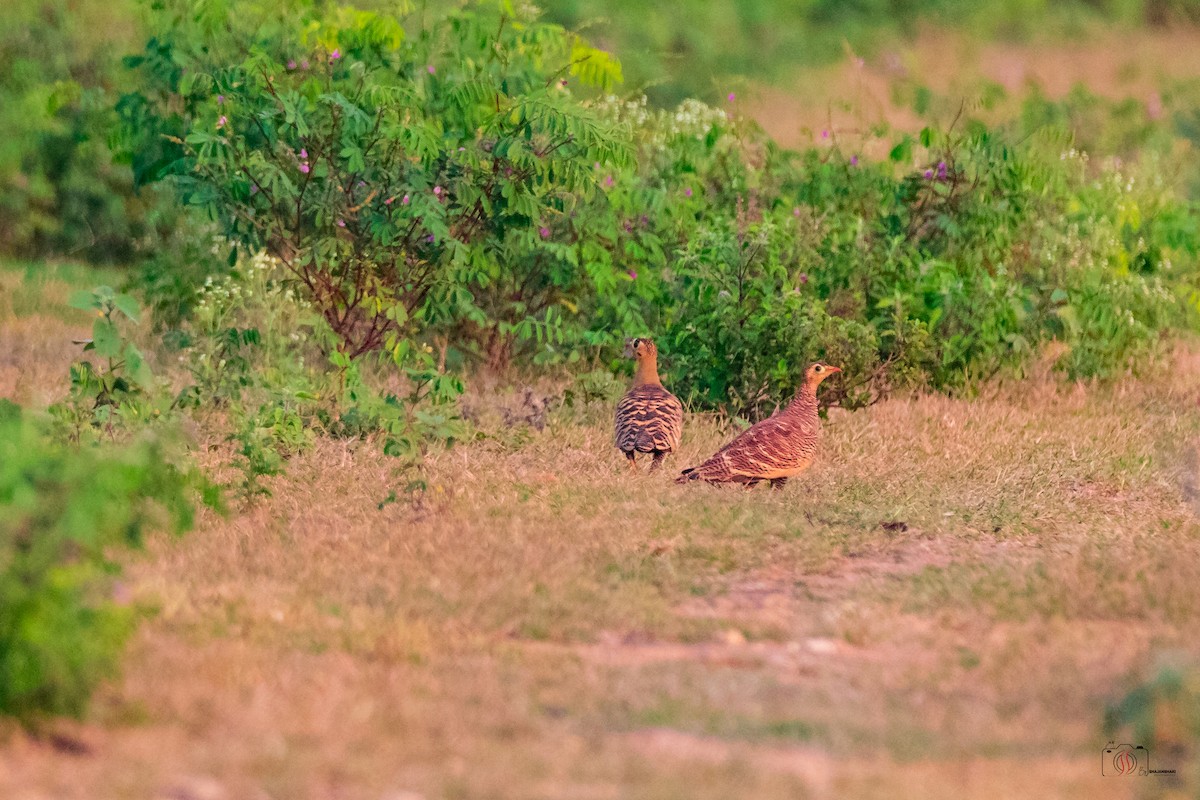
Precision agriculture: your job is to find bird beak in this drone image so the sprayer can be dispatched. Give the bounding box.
[827,366,842,374]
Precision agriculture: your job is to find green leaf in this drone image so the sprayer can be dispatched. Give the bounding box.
[112,294,142,323]
[92,319,123,358]
[123,344,154,388]
[68,290,99,312]
[889,136,913,163]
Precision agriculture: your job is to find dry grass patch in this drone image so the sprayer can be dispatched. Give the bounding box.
[747,25,1200,149]
[0,260,123,406]
[4,262,1200,796]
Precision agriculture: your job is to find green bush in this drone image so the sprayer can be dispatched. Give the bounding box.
[572,95,1200,414]
[121,0,630,364]
[0,0,159,261]
[4,0,1198,264]
[114,1,1200,419]
[0,402,206,722]
[48,286,163,443]
[174,249,464,496]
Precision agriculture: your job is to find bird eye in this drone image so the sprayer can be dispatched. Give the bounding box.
[814,365,823,372]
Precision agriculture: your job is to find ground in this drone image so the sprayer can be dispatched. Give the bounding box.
[745,26,1200,152]
[2,261,1198,799]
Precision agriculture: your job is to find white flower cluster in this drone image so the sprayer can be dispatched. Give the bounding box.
[209,234,232,257]
[592,95,729,155]
[664,98,728,140]
[593,94,652,127]
[194,249,312,335]
[1033,218,1118,273]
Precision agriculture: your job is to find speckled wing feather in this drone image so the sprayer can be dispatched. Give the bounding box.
[678,407,819,483]
[615,385,684,453]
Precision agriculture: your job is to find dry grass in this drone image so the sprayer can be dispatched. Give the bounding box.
[0,261,120,407]
[745,25,1200,151]
[4,268,1200,799]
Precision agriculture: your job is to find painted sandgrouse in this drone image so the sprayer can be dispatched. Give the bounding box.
[677,362,840,490]
[615,337,684,472]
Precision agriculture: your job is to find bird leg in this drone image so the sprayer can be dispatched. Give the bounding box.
[650,451,666,472]
[625,452,638,472]
[770,477,789,491]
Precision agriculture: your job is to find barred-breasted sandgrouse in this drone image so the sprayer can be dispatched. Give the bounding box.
[615,337,684,472]
[677,362,841,490]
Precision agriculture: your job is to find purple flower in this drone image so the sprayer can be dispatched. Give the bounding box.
[560,79,568,87]
[538,227,551,239]
[793,206,801,217]
[433,185,443,196]
[923,168,934,180]
[337,219,346,228]
[287,59,297,70]
[426,235,434,243]
[299,148,308,159]
[249,184,258,195]
[604,175,614,187]
[850,155,859,166]
[357,180,366,188]
[402,194,410,205]
[385,196,394,205]
[937,160,948,180]
[821,129,829,139]
[684,187,693,197]
[216,115,227,129]
[217,94,225,104]
[628,269,638,280]
[427,65,436,74]
[301,59,310,70]
[300,163,311,174]
[727,92,736,102]
[799,273,809,285]
[330,49,341,61]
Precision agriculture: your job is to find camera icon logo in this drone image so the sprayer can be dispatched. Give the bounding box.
[1102,743,1149,777]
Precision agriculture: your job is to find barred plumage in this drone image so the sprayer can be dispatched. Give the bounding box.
[615,337,684,472]
[677,362,841,490]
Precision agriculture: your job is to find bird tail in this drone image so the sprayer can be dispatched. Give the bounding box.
[675,467,701,484]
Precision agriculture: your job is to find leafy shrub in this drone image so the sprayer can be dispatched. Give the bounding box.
[49,286,159,441]
[174,248,464,494]
[0,0,160,261]
[574,94,1200,414]
[112,1,1200,419]
[180,248,326,408]
[122,0,630,364]
[0,401,207,722]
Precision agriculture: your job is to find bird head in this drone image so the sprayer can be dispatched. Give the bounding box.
[623,337,658,360]
[805,362,842,386]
